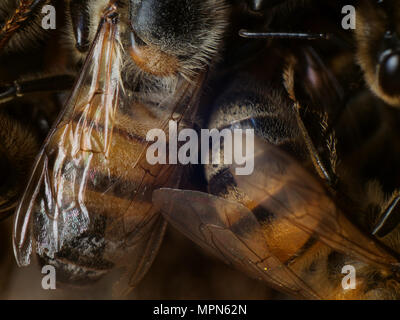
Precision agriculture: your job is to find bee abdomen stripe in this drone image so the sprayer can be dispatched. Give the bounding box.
[284,235,318,266]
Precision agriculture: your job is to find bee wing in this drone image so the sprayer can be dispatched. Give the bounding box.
[232,137,399,269]
[12,11,122,266]
[153,188,321,299]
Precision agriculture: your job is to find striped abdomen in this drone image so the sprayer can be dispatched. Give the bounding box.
[33,88,182,286]
[203,76,373,299]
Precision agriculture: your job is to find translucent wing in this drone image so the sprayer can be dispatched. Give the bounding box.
[13,4,192,292]
[153,188,321,299]
[13,8,122,266]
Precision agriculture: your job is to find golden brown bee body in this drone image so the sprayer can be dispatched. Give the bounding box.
[12,0,230,293]
[154,42,400,300]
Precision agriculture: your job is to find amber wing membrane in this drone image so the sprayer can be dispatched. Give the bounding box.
[154,188,322,299]
[153,138,399,299]
[232,137,399,269]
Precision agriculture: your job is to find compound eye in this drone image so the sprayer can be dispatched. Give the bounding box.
[379,51,400,96]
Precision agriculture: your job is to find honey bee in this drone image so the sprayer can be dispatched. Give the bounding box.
[353,0,400,107]
[266,0,400,108]
[153,42,400,299]
[12,0,229,294]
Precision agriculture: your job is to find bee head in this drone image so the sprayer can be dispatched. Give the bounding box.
[356,0,400,106]
[377,31,400,98]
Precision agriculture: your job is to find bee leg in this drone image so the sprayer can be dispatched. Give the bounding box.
[283,48,340,188]
[0,74,75,105]
[69,0,91,53]
[373,193,400,238]
[293,102,338,187]
[0,0,46,50]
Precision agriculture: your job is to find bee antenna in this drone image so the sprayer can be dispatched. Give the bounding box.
[239,29,331,40]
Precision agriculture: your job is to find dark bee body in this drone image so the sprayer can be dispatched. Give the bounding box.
[351,0,400,107]
[0,76,66,218]
[204,75,308,198]
[0,1,74,218]
[333,87,400,262]
[0,111,39,215]
[0,217,13,296]
[0,0,48,53]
